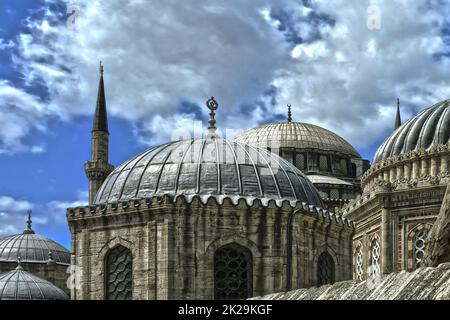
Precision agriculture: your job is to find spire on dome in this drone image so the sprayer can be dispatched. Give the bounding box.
[23,210,35,235]
[93,61,108,133]
[395,98,402,130]
[206,97,218,138]
[287,104,292,123]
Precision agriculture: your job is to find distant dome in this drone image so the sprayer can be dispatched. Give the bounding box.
[0,263,69,300]
[0,216,70,265]
[373,100,449,163]
[94,138,324,208]
[235,122,361,158]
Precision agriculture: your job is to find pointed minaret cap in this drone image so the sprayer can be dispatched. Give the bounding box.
[93,61,109,133]
[395,98,402,130]
[206,97,219,138]
[23,210,35,235]
[287,104,292,123]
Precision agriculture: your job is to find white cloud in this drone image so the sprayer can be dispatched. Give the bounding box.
[1,0,450,155]
[0,191,88,237]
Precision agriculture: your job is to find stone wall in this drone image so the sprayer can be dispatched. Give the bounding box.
[68,195,354,300]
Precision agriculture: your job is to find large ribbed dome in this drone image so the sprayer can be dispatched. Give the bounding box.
[373,100,449,163]
[235,122,361,158]
[94,138,324,207]
[0,263,69,300]
[0,233,70,265]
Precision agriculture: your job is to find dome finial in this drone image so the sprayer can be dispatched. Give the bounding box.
[287,104,292,123]
[16,257,23,270]
[206,97,218,138]
[23,210,35,234]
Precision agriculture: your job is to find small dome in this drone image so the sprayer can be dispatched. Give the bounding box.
[94,138,324,207]
[0,234,70,265]
[0,263,69,300]
[235,122,361,158]
[373,100,449,163]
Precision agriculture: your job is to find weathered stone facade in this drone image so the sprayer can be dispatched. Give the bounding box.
[67,195,354,300]
[344,99,449,280]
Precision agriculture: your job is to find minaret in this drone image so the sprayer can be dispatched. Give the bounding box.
[395,98,402,130]
[85,62,114,204]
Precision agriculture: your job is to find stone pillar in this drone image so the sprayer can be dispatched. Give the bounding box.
[430,157,438,176]
[396,165,403,180]
[404,163,410,180]
[389,168,396,182]
[412,160,420,179]
[441,155,448,174]
[381,208,393,274]
[421,159,428,176]
[383,170,389,181]
[156,218,169,300]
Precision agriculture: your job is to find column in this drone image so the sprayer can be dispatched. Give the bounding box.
[381,208,393,274]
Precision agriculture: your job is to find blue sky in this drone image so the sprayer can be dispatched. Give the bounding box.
[0,0,450,249]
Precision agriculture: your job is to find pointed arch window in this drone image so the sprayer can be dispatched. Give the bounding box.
[317,252,335,286]
[355,246,364,281]
[214,244,252,300]
[413,229,428,268]
[105,245,133,300]
[369,239,381,278]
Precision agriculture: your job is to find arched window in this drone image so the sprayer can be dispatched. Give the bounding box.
[369,240,380,278]
[413,229,428,268]
[355,246,364,281]
[317,252,335,286]
[105,245,133,300]
[214,244,252,300]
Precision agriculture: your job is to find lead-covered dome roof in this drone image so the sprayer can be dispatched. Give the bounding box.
[234,122,361,158]
[0,263,69,300]
[373,100,449,164]
[94,138,324,208]
[0,215,70,265]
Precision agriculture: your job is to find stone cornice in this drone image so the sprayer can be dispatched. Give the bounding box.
[66,194,355,230]
[362,142,449,188]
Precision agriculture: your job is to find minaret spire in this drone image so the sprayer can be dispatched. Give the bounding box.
[395,98,402,130]
[93,61,108,133]
[287,104,292,123]
[85,62,114,204]
[23,210,35,234]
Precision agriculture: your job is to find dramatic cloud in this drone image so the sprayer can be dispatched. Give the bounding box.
[1,0,450,152]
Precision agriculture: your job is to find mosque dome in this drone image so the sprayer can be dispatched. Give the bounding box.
[0,262,69,300]
[234,122,361,159]
[0,213,70,265]
[94,137,324,208]
[373,99,449,164]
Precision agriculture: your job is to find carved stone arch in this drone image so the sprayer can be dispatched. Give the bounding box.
[353,240,365,281]
[368,232,381,277]
[96,237,136,300]
[199,235,260,300]
[201,235,261,263]
[313,244,338,287]
[407,223,433,270]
